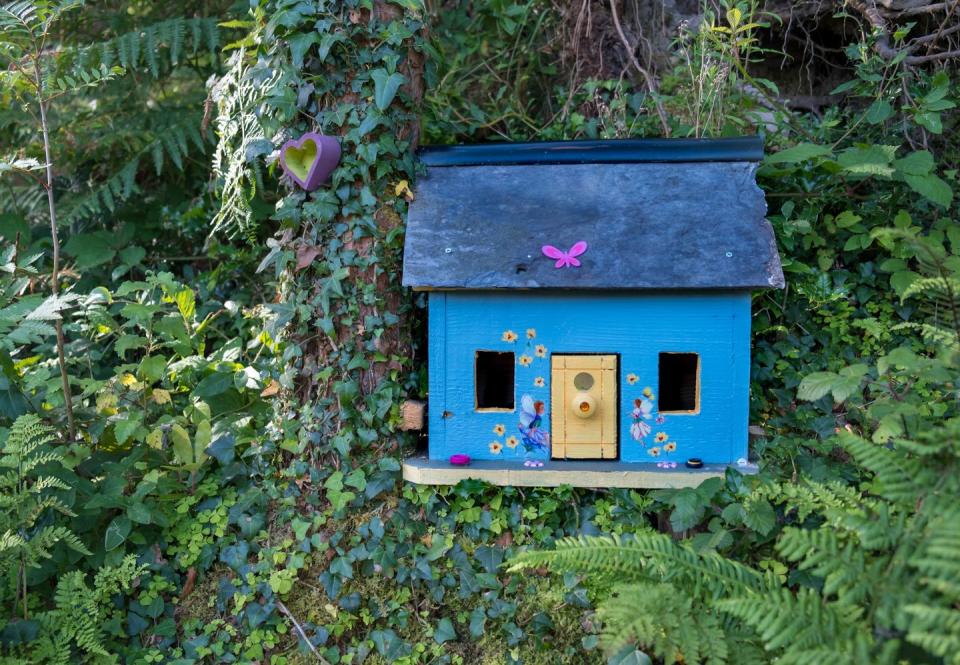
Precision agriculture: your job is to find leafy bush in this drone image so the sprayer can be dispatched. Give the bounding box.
[511,412,960,664]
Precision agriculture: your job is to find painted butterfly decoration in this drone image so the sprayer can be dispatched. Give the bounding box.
[542,241,588,268]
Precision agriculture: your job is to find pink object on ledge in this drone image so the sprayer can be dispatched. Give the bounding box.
[449,454,471,466]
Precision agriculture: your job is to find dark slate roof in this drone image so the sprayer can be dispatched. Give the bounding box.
[402,138,784,291]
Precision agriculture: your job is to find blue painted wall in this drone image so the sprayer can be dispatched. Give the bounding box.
[427,291,752,465]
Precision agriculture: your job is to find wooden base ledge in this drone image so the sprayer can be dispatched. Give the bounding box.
[402,457,756,489]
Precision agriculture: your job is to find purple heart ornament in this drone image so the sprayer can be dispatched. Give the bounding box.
[280,131,341,191]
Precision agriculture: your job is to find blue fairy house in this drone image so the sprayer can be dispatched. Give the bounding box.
[401,137,784,488]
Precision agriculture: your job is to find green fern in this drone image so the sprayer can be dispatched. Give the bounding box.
[55,17,219,80]
[210,50,277,239]
[0,414,90,584]
[16,554,146,663]
[511,414,960,663]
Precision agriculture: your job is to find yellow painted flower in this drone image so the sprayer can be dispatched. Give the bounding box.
[518,354,533,367]
[526,328,537,339]
[535,344,547,358]
[502,330,518,343]
[505,435,519,449]
[648,446,661,457]
[493,424,506,436]
[534,376,545,387]
[489,441,503,454]
[626,373,639,385]
[664,441,677,452]
[655,431,668,443]
[642,386,654,399]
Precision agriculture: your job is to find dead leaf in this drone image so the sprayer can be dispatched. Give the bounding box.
[260,380,281,397]
[394,179,414,201]
[295,245,321,272]
[180,567,197,599]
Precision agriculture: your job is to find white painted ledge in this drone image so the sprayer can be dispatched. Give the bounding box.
[402,456,756,489]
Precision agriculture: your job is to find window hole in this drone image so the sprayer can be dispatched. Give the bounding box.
[475,351,515,410]
[658,353,699,413]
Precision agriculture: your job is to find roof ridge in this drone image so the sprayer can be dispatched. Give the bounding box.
[419,136,764,167]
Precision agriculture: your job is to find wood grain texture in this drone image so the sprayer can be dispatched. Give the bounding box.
[551,354,617,459]
[426,291,752,466]
[402,456,756,489]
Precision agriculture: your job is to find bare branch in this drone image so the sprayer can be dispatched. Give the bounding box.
[608,0,671,137]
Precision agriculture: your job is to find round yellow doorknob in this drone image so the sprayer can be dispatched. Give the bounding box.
[571,392,597,418]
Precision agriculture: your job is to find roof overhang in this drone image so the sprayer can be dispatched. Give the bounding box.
[402,138,784,291]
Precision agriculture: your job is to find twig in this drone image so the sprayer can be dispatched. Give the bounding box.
[910,21,960,45]
[851,0,960,64]
[276,599,331,664]
[923,0,959,53]
[904,48,960,62]
[32,50,76,442]
[608,0,671,137]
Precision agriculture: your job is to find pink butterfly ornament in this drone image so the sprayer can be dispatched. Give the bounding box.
[542,241,588,269]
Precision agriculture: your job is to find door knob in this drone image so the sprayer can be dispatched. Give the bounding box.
[571,392,597,418]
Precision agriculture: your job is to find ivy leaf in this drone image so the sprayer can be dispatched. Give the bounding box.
[371,629,407,661]
[469,607,487,638]
[206,434,236,465]
[371,69,405,110]
[287,32,319,68]
[104,515,132,551]
[434,618,456,644]
[317,32,345,61]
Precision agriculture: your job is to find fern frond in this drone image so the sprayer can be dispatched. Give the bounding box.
[210,50,279,238]
[776,527,871,603]
[58,17,219,80]
[905,605,960,664]
[837,433,929,506]
[760,478,865,521]
[0,1,38,36]
[509,534,775,598]
[598,582,731,664]
[718,587,869,655]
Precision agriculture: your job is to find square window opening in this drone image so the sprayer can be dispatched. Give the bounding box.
[475,351,515,410]
[658,353,700,413]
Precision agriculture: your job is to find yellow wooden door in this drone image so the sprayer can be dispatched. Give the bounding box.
[550,354,618,459]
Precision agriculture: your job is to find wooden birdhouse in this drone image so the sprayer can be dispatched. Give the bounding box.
[400,137,784,488]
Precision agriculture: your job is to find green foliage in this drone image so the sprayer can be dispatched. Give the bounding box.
[2,0,960,661]
[3,554,145,662]
[0,415,89,583]
[512,419,960,664]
